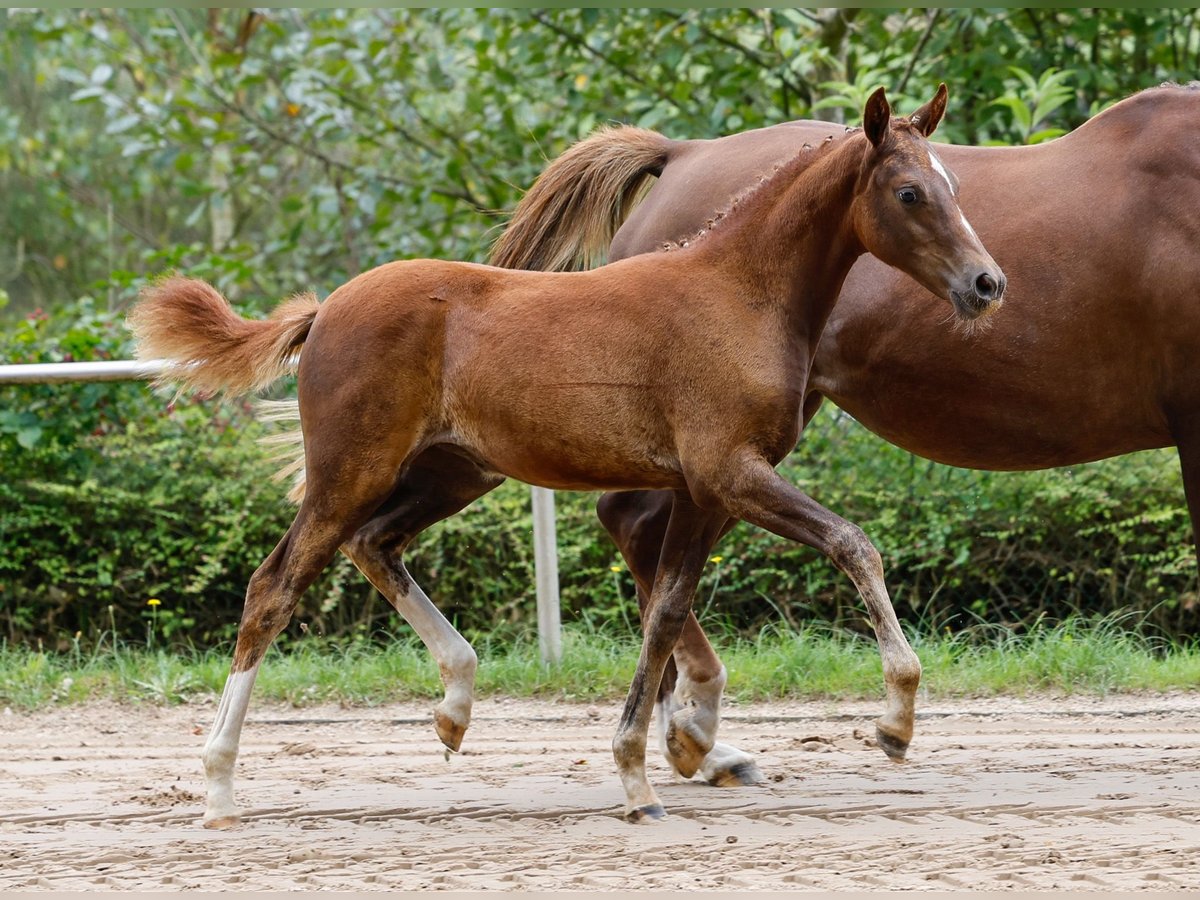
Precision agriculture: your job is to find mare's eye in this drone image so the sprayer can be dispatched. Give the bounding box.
[897,187,920,206]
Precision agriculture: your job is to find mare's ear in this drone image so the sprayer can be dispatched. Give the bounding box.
[909,83,948,137]
[863,87,891,149]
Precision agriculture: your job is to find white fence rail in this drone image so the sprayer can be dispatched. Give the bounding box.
[0,359,563,663]
[0,359,168,384]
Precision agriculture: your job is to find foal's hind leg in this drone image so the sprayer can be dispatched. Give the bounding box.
[203,494,385,828]
[597,491,763,787]
[700,451,922,761]
[342,447,503,752]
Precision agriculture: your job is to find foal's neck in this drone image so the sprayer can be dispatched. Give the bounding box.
[694,131,869,337]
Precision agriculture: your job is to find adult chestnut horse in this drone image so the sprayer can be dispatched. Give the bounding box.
[130,87,1003,825]
[489,82,1200,786]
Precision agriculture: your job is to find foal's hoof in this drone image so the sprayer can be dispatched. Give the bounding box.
[874,723,910,762]
[434,708,467,753]
[665,720,710,780]
[707,760,766,788]
[625,803,667,824]
[202,812,242,830]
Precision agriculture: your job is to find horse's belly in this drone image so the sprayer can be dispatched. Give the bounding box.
[812,368,1172,471]
[447,388,685,492]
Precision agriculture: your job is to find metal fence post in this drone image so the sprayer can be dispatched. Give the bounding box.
[530,485,562,665]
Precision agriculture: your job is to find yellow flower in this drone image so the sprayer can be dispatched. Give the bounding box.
[147,598,162,607]
[610,565,622,572]
[710,555,723,564]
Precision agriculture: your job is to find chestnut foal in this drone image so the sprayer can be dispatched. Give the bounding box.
[130,86,1003,825]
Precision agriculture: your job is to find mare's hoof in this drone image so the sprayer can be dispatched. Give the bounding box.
[707,760,766,787]
[434,709,466,753]
[874,724,910,762]
[202,813,242,830]
[625,803,667,824]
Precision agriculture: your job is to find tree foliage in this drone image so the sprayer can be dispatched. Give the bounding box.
[2,8,1198,314]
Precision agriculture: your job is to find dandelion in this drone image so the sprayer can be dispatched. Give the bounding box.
[146,598,161,649]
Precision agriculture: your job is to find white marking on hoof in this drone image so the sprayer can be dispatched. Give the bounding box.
[661,666,725,778]
[201,666,259,830]
[434,646,476,751]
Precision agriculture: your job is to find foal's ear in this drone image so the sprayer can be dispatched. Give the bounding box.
[909,83,948,138]
[863,87,891,149]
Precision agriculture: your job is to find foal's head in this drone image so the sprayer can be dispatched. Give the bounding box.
[853,85,1005,322]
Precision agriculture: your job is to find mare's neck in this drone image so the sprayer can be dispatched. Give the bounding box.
[695,132,869,340]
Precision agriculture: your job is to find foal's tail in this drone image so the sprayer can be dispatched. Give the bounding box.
[127,277,319,396]
[489,125,672,272]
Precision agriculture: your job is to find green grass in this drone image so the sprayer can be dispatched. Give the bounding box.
[1,617,1198,709]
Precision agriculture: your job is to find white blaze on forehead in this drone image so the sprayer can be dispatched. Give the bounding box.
[927,148,955,193]
[960,211,979,241]
[924,147,978,242]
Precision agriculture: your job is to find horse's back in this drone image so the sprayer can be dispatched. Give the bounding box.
[612,86,1200,469]
[610,121,843,262]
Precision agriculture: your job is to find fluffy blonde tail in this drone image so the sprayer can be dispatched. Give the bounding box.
[489,125,672,272]
[127,276,319,396]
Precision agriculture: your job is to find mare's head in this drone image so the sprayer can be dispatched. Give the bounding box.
[852,85,1005,321]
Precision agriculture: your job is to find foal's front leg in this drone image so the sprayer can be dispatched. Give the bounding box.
[597,490,763,786]
[707,451,922,760]
[612,493,727,821]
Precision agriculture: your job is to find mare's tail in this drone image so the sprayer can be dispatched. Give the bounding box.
[127,276,319,396]
[489,125,672,272]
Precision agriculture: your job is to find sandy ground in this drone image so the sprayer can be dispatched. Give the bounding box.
[1,692,1198,891]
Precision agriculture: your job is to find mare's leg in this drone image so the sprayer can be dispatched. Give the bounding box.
[612,493,728,822]
[203,485,392,828]
[598,490,762,786]
[342,447,503,751]
[1174,422,1200,579]
[699,450,921,760]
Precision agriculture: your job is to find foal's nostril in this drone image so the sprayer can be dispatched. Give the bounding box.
[975,272,999,299]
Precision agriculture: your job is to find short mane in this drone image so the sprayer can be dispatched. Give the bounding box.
[656,129,857,255]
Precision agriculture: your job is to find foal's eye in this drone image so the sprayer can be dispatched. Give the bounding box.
[897,187,920,206]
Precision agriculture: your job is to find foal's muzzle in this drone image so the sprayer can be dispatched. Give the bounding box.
[951,269,1006,320]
